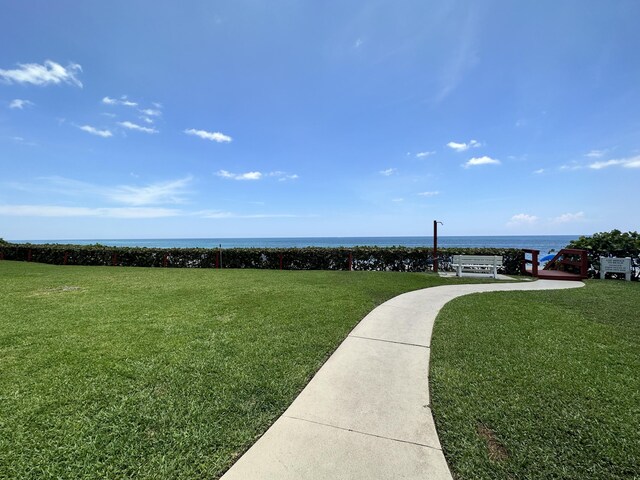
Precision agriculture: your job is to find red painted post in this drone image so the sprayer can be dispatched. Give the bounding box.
[63,252,68,265]
[112,253,117,266]
[27,248,32,262]
[163,253,168,268]
[348,252,353,271]
[532,250,539,277]
[279,253,283,270]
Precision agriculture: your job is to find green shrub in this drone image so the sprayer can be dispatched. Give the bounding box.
[567,230,639,280]
[0,243,524,274]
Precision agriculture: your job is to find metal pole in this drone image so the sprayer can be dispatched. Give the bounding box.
[433,220,438,273]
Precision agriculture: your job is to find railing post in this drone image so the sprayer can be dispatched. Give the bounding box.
[279,253,283,270]
[163,253,168,268]
[581,250,588,278]
[27,248,32,262]
[532,250,539,277]
[63,252,68,265]
[112,253,118,266]
[348,251,353,271]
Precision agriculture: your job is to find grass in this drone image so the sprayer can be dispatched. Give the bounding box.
[0,261,487,479]
[430,280,640,479]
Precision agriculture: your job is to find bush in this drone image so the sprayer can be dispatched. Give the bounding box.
[0,243,524,274]
[567,230,640,280]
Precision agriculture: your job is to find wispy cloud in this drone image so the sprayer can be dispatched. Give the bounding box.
[0,205,179,218]
[588,155,640,170]
[508,213,538,225]
[553,211,585,224]
[139,108,161,117]
[9,99,34,109]
[392,198,404,203]
[379,168,397,176]
[447,139,480,152]
[463,156,500,168]
[78,125,113,138]
[185,128,232,143]
[585,149,606,159]
[107,176,193,205]
[268,171,299,181]
[415,151,435,158]
[417,191,440,197]
[10,175,193,206]
[533,168,545,174]
[118,121,158,134]
[216,170,262,181]
[102,96,138,107]
[0,60,82,87]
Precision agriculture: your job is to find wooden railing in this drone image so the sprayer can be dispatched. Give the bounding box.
[521,249,539,277]
[543,249,589,279]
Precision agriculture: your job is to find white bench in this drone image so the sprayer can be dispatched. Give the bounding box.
[451,255,503,279]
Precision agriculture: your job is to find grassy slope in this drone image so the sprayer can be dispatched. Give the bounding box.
[0,261,481,479]
[430,280,640,480]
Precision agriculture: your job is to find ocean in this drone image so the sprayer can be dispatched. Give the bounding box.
[13,235,582,255]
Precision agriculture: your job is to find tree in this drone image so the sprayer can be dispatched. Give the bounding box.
[567,230,639,280]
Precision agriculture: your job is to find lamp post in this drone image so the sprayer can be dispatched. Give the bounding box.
[433,220,443,273]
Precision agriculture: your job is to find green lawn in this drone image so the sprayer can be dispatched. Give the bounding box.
[0,261,482,479]
[430,280,640,479]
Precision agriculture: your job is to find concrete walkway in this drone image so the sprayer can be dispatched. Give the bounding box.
[221,279,584,480]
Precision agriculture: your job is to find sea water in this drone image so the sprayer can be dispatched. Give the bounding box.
[13,235,581,255]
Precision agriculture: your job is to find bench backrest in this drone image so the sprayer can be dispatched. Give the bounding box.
[452,255,503,265]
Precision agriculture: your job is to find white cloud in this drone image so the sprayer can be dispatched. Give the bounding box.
[139,108,161,117]
[0,205,179,218]
[533,168,545,174]
[216,170,262,181]
[79,125,113,138]
[463,156,500,168]
[107,176,193,206]
[589,155,640,170]
[9,99,34,109]
[585,149,606,158]
[417,191,439,197]
[118,121,158,134]
[559,162,582,171]
[268,171,299,181]
[102,96,138,107]
[140,116,154,124]
[185,128,232,143]
[354,38,364,48]
[553,211,585,224]
[447,139,480,152]
[0,60,82,87]
[392,198,404,202]
[415,151,435,158]
[508,213,538,225]
[379,168,396,176]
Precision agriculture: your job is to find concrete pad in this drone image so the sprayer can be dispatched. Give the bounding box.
[220,416,452,480]
[284,336,440,448]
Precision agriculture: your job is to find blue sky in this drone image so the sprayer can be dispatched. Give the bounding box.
[1,1,638,240]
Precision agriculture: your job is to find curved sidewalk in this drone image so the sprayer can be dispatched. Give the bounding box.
[221,279,584,480]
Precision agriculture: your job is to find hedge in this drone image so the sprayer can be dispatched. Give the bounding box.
[0,243,524,274]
